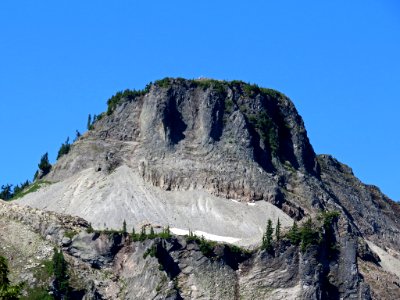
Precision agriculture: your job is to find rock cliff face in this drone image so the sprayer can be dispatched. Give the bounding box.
[3,78,400,299]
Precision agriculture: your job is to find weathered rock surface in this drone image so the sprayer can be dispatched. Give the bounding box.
[3,78,400,299]
[0,201,377,299]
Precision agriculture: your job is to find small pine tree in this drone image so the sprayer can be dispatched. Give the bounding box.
[131,227,138,241]
[57,137,71,160]
[122,220,127,235]
[38,152,52,177]
[139,226,146,241]
[87,114,92,130]
[300,218,318,252]
[275,218,281,241]
[52,248,69,298]
[74,130,81,141]
[262,219,274,252]
[0,184,13,200]
[149,226,155,239]
[288,222,301,245]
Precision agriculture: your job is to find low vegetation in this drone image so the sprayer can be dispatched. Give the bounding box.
[52,248,70,299]
[263,211,341,253]
[0,255,23,299]
[247,112,279,154]
[56,137,71,160]
[131,225,172,242]
[10,180,52,200]
[37,153,52,178]
[106,84,151,115]
[185,230,251,258]
[0,179,51,201]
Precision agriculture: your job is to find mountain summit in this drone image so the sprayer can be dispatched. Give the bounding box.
[4,78,400,299]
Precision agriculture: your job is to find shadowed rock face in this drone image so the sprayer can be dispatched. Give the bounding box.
[10,78,400,299]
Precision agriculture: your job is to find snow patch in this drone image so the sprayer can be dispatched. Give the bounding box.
[171,227,241,244]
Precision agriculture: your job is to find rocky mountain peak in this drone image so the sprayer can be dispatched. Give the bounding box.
[6,77,400,299]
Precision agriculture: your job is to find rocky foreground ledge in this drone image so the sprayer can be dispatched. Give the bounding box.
[0,200,388,299]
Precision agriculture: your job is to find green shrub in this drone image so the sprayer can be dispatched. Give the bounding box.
[38,153,52,177]
[191,79,226,96]
[260,88,282,99]
[12,180,30,199]
[64,230,77,239]
[57,137,71,160]
[299,218,320,252]
[106,87,149,115]
[319,211,340,229]
[243,83,260,97]
[154,77,171,88]
[11,180,51,200]
[143,245,157,259]
[52,248,69,297]
[198,236,216,257]
[225,99,234,114]
[86,223,94,234]
[246,112,279,154]
[287,222,301,245]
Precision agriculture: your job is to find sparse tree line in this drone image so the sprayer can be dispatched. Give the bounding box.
[261,211,340,253]
[0,129,85,201]
[1,108,108,201]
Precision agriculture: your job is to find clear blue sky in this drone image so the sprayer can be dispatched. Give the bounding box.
[1,1,399,201]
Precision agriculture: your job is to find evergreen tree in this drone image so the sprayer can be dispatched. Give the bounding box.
[139,226,146,241]
[87,114,92,130]
[122,220,127,235]
[299,218,319,252]
[38,152,52,177]
[287,222,301,245]
[52,248,69,299]
[131,227,137,241]
[275,218,281,241]
[149,226,155,239]
[57,137,71,160]
[0,255,23,299]
[74,130,81,142]
[0,184,13,200]
[262,219,274,251]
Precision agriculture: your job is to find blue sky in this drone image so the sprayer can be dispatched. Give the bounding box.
[0,1,399,200]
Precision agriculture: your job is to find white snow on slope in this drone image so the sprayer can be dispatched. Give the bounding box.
[170,228,241,244]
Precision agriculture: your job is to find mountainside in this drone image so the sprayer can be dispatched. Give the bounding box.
[2,78,400,299]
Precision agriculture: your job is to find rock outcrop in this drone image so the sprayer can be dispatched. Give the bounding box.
[3,78,400,299]
[0,201,380,299]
